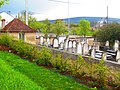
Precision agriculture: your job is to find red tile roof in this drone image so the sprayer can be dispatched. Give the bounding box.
[1,18,37,33]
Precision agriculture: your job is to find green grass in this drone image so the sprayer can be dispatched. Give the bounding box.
[0,51,91,90]
[0,59,43,90]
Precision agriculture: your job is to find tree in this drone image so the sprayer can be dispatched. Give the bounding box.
[41,18,52,37]
[52,19,68,36]
[29,16,43,30]
[95,22,120,44]
[0,0,9,7]
[79,19,91,37]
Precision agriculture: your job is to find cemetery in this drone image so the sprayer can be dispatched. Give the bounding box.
[38,35,120,64]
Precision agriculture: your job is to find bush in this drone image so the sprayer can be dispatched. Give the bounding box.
[0,33,13,46]
[69,56,87,76]
[50,54,69,72]
[95,58,109,86]
[36,47,52,65]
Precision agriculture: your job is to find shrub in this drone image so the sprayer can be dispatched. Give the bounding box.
[50,54,69,72]
[95,58,109,86]
[0,33,13,46]
[69,56,87,76]
[36,46,52,66]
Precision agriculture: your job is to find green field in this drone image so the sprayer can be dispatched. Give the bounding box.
[0,51,91,90]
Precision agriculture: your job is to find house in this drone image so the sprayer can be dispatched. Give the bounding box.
[0,12,14,29]
[0,18,38,44]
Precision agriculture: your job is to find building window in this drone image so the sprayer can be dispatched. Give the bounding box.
[19,32,25,40]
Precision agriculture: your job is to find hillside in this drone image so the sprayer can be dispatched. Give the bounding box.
[48,17,120,24]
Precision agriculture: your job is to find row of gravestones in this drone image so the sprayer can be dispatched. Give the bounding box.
[39,36,120,63]
[91,40,120,62]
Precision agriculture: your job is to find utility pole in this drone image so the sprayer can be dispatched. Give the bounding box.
[25,0,28,25]
[107,6,108,24]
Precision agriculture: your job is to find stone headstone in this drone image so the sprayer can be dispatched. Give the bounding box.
[116,50,120,62]
[114,40,119,51]
[64,38,69,50]
[83,43,89,55]
[47,38,50,45]
[40,36,44,45]
[53,38,59,48]
[73,41,77,48]
[76,42,82,55]
[58,36,66,44]
[68,40,73,48]
[59,42,64,50]
[91,47,95,58]
[105,41,109,47]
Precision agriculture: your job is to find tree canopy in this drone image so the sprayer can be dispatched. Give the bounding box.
[79,19,91,36]
[94,22,120,44]
[52,19,68,36]
[0,0,9,7]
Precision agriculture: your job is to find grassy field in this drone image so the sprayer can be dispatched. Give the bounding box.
[0,51,91,90]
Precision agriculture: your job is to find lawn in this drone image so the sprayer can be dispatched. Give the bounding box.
[0,51,91,90]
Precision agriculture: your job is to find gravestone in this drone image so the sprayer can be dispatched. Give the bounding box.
[114,40,119,51]
[40,36,44,45]
[83,43,89,55]
[58,36,66,44]
[73,41,77,48]
[47,38,50,46]
[53,38,59,48]
[76,42,82,55]
[102,52,107,60]
[91,47,95,58]
[64,38,69,50]
[68,40,73,48]
[116,50,120,62]
[59,42,64,50]
[105,41,109,47]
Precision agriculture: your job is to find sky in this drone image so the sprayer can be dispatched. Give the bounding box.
[0,0,120,20]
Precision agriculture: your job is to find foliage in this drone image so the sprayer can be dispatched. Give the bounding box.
[29,16,43,30]
[79,19,91,37]
[95,22,120,44]
[50,54,69,72]
[41,18,52,37]
[69,56,87,76]
[95,58,109,86]
[0,51,90,90]
[0,33,13,46]
[0,0,9,7]
[36,46,52,65]
[52,19,68,36]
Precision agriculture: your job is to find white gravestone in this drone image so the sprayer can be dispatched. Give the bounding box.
[114,40,119,51]
[83,43,89,55]
[47,38,50,45]
[116,50,120,63]
[59,42,64,50]
[58,36,66,44]
[105,41,109,47]
[40,36,44,45]
[68,40,73,48]
[73,41,77,48]
[91,47,95,58]
[53,39,59,48]
[64,39,69,50]
[76,42,82,55]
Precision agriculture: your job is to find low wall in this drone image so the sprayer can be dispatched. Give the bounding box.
[37,45,120,71]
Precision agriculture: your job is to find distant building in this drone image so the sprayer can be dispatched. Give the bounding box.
[0,12,14,29]
[95,18,107,28]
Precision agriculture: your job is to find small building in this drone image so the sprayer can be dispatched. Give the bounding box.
[0,18,38,44]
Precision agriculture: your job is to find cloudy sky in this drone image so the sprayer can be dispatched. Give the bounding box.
[0,0,120,20]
